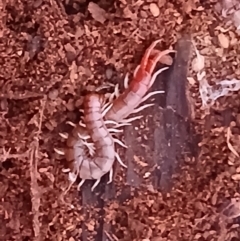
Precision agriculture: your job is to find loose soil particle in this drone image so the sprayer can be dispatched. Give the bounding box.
[0,0,240,241]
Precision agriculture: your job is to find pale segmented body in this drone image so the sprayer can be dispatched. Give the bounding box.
[55,93,126,191]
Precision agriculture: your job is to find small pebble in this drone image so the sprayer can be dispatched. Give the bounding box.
[105,68,113,80]
[233,10,240,29]
[48,89,58,100]
[33,0,43,8]
[0,98,8,111]
[149,3,160,17]
[236,113,240,126]
[218,33,229,48]
[140,10,148,18]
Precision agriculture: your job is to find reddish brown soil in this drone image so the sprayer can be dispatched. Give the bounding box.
[1,0,240,241]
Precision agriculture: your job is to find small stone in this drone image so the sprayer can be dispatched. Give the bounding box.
[140,10,148,19]
[236,166,240,173]
[218,33,229,48]
[233,10,240,30]
[232,173,240,181]
[48,89,58,100]
[236,113,240,125]
[17,50,23,56]
[65,99,75,111]
[33,0,43,8]
[105,68,113,80]
[149,3,160,17]
[0,98,8,111]
[158,0,166,8]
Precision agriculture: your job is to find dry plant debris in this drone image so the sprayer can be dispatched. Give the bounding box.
[0,0,240,240]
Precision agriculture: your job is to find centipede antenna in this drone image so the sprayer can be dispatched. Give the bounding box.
[115,152,127,168]
[107,168,113,184]
[133,65,140,78]
[113,138,128,148]
[66,121,76,127]
[108,128,123,133]
[91,178,101,191]
[149,49,176,74]
[59,132,69,139]
[139,90,165,104]
[149,66,169,88]
[77,179,85,191]
[54,148,65,155]
[141,39,162,69]
[131,103,155,114]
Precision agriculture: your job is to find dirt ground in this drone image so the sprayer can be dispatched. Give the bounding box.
[1,0,240,240]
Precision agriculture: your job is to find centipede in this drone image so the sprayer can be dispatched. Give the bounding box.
[55,39,175,191]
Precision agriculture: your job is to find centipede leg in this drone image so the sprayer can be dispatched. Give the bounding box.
[112,122,131,128]
[131,103,155,114]
[108,128,123,133]
[59,132,69,139]
[113,138,128,148]
[102,100,113,113]
[82,140,95,156]
[149,66,169,88]
[102,102,113,116]
[77,132,90,140]
[114,83,120,97]
[124,73,130,89]
[106,84,120,103]
[79,121,86,128]
[115,152,127,168]
[77,179,85,190]
[120,115,143,124]
[105,120,119,126]
[54,148,65,155]
[68,172,78,183]
[62,168,71,173]
[66,121,76,127]
[91,178,101,191]
[138,91,164,107]
[105,120,131,128]
[107,168,113,184]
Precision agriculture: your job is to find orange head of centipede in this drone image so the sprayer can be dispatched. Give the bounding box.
[133,39,175,88]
